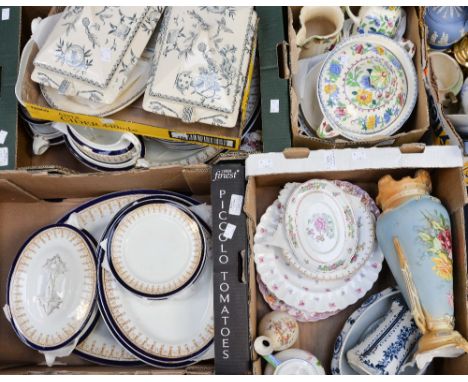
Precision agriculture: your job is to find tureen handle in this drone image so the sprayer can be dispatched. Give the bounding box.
[32,135,50,156]
[345,6,361,27]
[317,118,340,139]
[398,39,415,59]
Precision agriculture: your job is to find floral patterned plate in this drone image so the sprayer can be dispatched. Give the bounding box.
[283,180,358,276]
[279,181,378,280]
[143,6,257,127]
[317,33,417,141]
[254,197,383,313]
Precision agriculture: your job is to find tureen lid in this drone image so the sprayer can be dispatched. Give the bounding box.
[376,170,432,211]
[6,224,97,351]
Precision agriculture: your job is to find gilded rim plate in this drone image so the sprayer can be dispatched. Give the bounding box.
[318,34,417,140]
[284,180,358,275]
[106,200,205,299]
[6,224,96,351]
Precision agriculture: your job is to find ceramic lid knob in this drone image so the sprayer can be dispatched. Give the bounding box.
[376,170,432,211]
[258,311,299,351]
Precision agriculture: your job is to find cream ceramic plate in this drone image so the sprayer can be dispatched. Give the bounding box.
[284,180,357,275]
[254,196,383,313]
[6,224,96,351]
[40,56,151,117]
[107,202,203,298]
[75,316,139,365]
[99,245,214,362]
[283,181,377,280]
[318,34,417,140]
[264,349,325,375]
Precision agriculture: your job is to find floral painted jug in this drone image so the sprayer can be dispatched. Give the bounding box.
[424,7,468,50]
[345,6,403,38]
[375,170,468,369]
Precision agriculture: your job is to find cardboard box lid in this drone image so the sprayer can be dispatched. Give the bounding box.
[0,6,21,170]
[245,145,464,177]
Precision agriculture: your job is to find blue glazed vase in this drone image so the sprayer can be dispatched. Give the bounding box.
[424,7,468,50]
[375,170,468,368]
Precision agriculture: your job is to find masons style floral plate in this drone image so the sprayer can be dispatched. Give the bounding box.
[254,195,383,313]
[284,180,358,276]
[317,34,417,141]
[106,200,205,298]
[143,6,257,127]
[331,287,426,375]
[75,316,140,365]
[6,224,97,353]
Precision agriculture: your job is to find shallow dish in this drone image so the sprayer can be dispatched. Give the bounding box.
[284,179,358,275]
[331,287,426,375]
[264,348,325,375]
[6,224,96,352]
[317,33,417,141]
[106,200,205,299]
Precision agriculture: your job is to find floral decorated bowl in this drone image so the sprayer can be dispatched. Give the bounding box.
[316,33,417,141]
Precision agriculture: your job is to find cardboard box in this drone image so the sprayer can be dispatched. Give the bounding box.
[16,7,258,151]
[0,164,217,374]
[259,6,431,150]
[244,145,468,374]
[419,7,468,185]
[0,6,21,170]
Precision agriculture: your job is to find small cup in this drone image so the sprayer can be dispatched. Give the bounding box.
[429,51,464,104]
[346,296,421,375]
[296,7,344,59]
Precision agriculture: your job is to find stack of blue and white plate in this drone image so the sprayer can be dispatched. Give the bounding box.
[5,189,214,367]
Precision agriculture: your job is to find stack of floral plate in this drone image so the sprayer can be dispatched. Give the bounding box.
[5,190,214,367]
[254,180,384,322]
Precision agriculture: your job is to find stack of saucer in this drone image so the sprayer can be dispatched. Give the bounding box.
[254,180,384,322]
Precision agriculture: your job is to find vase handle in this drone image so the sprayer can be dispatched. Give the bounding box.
[393,237,427,334]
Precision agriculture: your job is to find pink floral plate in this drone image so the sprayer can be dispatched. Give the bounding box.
[283,180,358,277]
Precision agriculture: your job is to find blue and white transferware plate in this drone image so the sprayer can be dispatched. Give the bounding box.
[317,33,417,141]
[331,287,426,375]
[5,224,97,353]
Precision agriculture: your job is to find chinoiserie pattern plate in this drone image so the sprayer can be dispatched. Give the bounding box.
[108,202,203,297]
[331,287,426,375]
[6,224,96,351]
[318,34,417,140]
[32,7,163,104]
[75,316,140,365]
[143,6,258,127]
[254,198,383,313]
[284,180,358,276]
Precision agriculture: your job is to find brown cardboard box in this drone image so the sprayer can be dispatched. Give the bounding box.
[286,7,430,149]
[244,146,468,374]
[0,164,215,374]
[16,7,257,152]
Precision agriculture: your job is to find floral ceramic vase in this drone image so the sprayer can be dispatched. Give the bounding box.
[375,170,468,368]
[424,7,468,50]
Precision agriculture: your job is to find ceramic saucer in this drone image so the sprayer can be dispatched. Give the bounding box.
[105,200,205,299]
[317,33,417,141]
[283,179,358,276]
[264,348,325,375]
[331,287,427,375]
[6,224,96,352]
